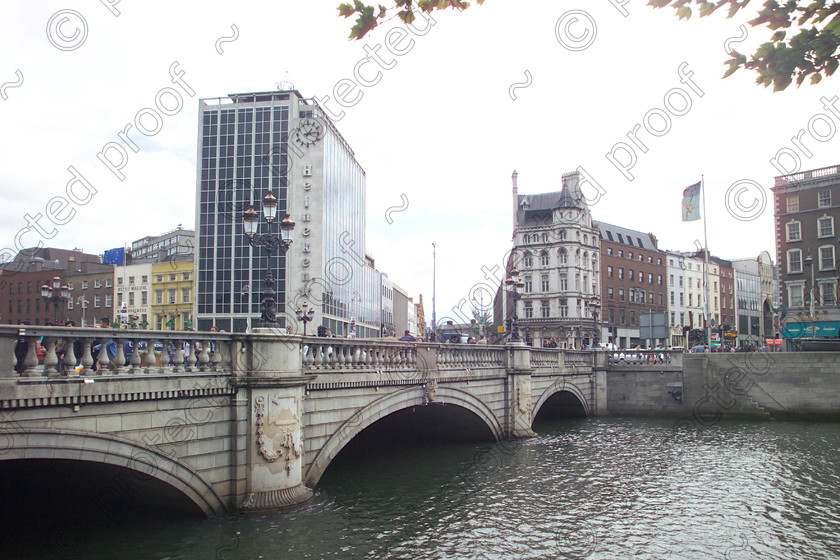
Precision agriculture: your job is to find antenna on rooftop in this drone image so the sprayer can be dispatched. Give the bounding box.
[275,71,294,91]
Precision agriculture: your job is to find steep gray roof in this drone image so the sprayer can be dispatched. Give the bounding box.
[595,221,659,251]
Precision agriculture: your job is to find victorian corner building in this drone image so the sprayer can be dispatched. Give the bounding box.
[773,164,840,342]
[194,89,385,337]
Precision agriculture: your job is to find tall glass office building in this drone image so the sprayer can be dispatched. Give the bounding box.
[195,89,379,335]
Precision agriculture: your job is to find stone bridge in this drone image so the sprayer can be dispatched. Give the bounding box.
[0,325,627,517]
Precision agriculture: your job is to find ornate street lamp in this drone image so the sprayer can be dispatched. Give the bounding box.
[505,268,525,342]
[41,276,72,325]
[589,298,601,346]
[296,301,315,336]
[243,192,295,328]
[805,250,816,338]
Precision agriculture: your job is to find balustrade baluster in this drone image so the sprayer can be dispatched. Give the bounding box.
[64,337,78,376]
[186,341,198,372]
[129,339,142,374]
[112,339,126,374]
[172,341,184,373]
[144,339,157,374]
[97,338,110,374]
[158,340,172,374]
[43,337,58,376]
[211,341,223,372]
[81,340,94,376]
[22,337,40,378]
[198,341,211,371]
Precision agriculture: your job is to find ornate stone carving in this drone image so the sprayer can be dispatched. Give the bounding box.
[255,394,301,472]
[424,377,438,404]
[516,381,532,416]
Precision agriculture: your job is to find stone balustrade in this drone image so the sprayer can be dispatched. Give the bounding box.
[603,349,683,368]
[2,325,237,379]
[530,348,561,370]
[301,337,419,372]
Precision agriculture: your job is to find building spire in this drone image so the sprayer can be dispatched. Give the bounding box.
[512,170,519,235]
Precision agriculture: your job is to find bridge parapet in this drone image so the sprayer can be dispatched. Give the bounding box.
[603,349,683,369]
[1,325,246,380]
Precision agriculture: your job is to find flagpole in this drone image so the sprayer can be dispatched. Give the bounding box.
[701,174,710,349]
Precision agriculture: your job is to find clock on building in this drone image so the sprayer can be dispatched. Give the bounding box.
[294,117,324,147]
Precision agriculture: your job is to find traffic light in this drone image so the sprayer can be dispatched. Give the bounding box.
[317,325,327,337]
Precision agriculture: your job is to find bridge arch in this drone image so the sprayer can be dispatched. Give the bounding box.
[0,429,226,517]
[304,385,503,487]
[532,381,590,423]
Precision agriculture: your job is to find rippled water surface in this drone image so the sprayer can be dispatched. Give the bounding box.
[13,418,840,559]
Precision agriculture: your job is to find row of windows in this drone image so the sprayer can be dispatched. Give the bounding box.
[608,267,662,284]
[7,295,113,314]
[787,281,837,306]
[785,216,834,241]
[154,288,191,305]
[605,247,662,265]
[786,246,835,273]
[521,248,597,269]
[523,231,596,245]
[606,287,664,305]
[786,191,832,213]
[7,278,114,295]
[523,274,595,294]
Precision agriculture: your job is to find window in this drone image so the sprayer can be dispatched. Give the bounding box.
[559,299,568,317]
[142,275,148,284]
[639,255,644,262]
[671,312,675,325]
[67,299,73,310]
[94,295,101,308]
[820,246,835,270]
[821,282,836,305]
[618,250,624,258]
[786,221,801,242]
[118,278,123,286]
[670,292,674,305]
[156,275,163,282]
[524,253,533,268]
[105,294,112,307]
[608,287,614,300]
[788,284,804,307]
[182,288,190,303]
[524,276,532,293]
[524,234,530,243]
[787,249,802,273]
[659,293,663,305]
[787,195,799,212]
[680,312,685,325]
[169,289,176,304]
[608,266,613,278]
[558,249,567,264]
[156,290,163,304]
[82,281,88,290]
[628,252,633,260]
[619,288,625,301]
[618,268,624,280]
[607,248,613,256]
[818,216,834,238]
[542,233,548,243]
[541,301,550,318]
[541,275,549,292]
[117,293,123,307]
[630,311,635,325]
[559,274,568,291]
[689,294,693,306]
[27,282,32,293]
[170,273,177,281]
[629,269,634,282]
[819,190,831,208]
[129,292,135,305]
[650,274,654,284]
[524,302,533,318]
[620,309,626,324]
[95,280,102,289]
[609,308,615,324]
[714,281,718,292]
[540,252,549,266]
[182,272,190,281]
[680,293,684,305]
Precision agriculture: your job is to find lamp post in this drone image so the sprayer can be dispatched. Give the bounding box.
[805,250,816,338]
[77,295,89,327]
[504,268,525,342]
[589,298,601,347]
[296,301,315,336]
[242,192,295,328]
[41,276,71,325]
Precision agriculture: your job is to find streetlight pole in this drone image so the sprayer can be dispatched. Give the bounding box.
[296,301,315,336]
[41,276,71,325]
[805,250,816,338]
[590,299,601,347]
[243,192,295,328]
[504,268,524,342]
[432,242,436,342]
[77,295,88,327]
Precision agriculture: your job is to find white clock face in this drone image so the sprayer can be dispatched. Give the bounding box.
[295,118,323,147]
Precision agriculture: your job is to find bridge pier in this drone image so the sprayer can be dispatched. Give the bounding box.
[506,342,537,438]
[237,330,314,511]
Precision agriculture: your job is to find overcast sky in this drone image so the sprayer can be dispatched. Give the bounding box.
[1,1,837,324]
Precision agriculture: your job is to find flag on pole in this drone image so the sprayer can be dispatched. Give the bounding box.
[682,182,701,221]
[103,247,125,265]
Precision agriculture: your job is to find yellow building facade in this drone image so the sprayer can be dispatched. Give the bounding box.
[150,259,194,330]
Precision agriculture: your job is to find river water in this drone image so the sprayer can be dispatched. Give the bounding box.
[11,417,840,560]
